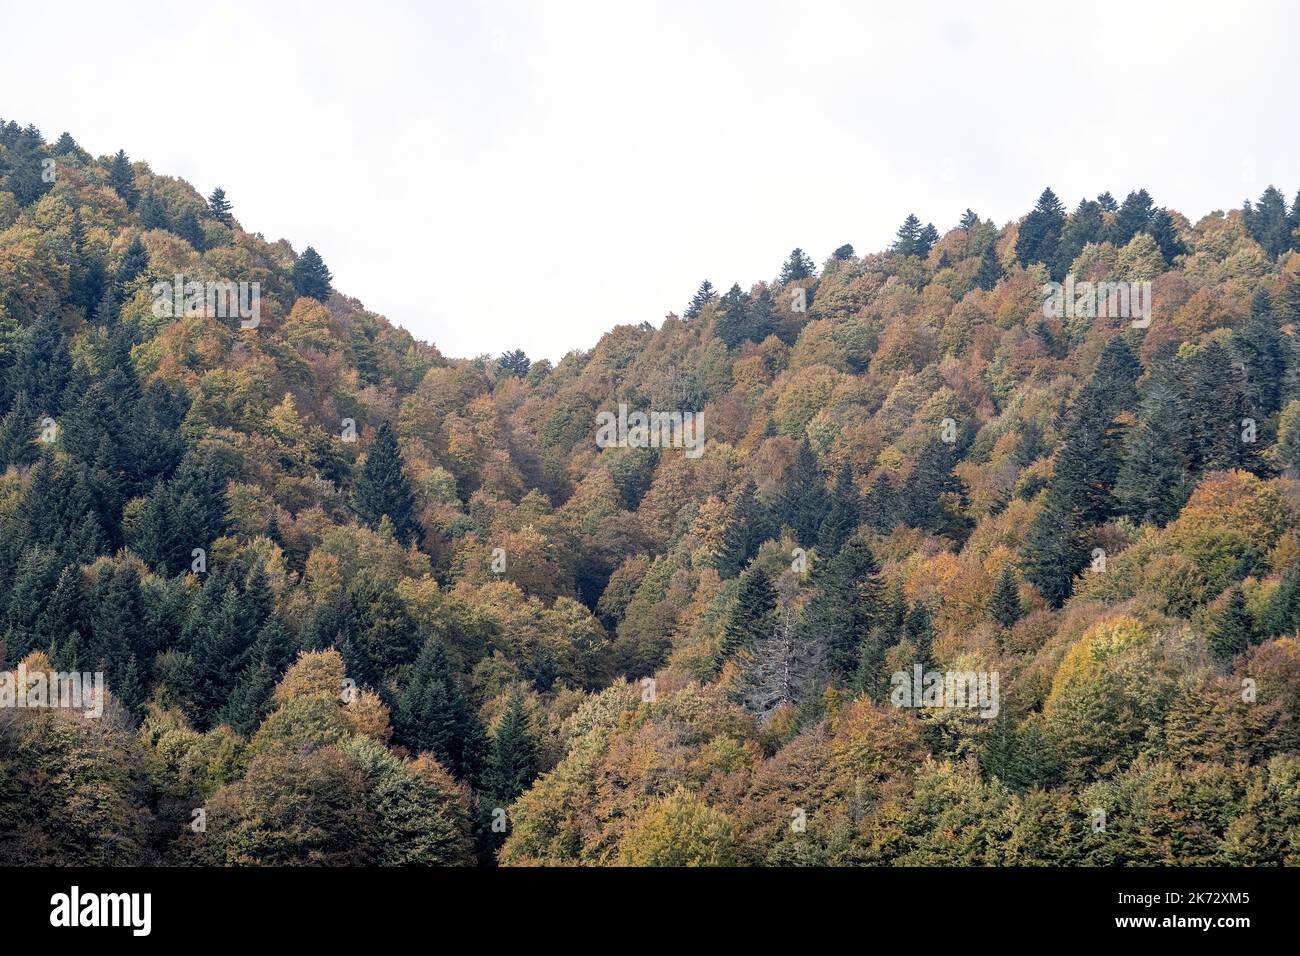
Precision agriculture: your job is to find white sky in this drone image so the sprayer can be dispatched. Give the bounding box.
[2,0,1298,361]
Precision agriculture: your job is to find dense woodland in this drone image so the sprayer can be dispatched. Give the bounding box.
[1,120,1299,865]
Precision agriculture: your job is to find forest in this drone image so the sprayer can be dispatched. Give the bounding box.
[1,119,1299,866]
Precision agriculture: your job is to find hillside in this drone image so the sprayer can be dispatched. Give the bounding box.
[2,119,1300,866]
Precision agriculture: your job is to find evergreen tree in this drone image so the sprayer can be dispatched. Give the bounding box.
[775,439,829,547]
[486,691,539,806]
[685,280,716,319]
[714,480,775,578]
[892,214,922,256]
[115,236,149,287]
[497,349,530,378]
[973,237,1003,291]
[713,283,751,349]
[989,565,1024,629]
[207,187,233,225]
[353,421,420,545]
[1052,198,1104,279]
[292,246,333,300]
[779,248,815,283]
[1234,290,1287,418]
[817,462,860,554]
[916,223,940,258]
[1108,189,1155,246]
[1243,186,1291,258]
[831,244,855,261]
[959,208,980,231]
[1207,585,1254,662]
[395,638,486,781]
[175,208,205,250]
[1148,208,1185,263]
[1022,492,1088,608]
[800,536,882,680]
[719,567,777,663]
[1096,191,1118,213]
[1114,381,1193,526]
[0,390,38,468]
[105,149,138,208]
[137,191,168,230]
[220,620,295,735]
[1014,188,1066,269]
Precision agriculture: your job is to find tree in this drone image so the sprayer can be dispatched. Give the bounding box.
[1052,198,1104,279]
[486,691,539,807]
[713,283,751,348]
[1097,191,1118,212]
[353,422,420,545]
[973,238,1003,291]
[719,567,777,663]
[685,280,716,319]
[1014,188,1066,269]
[831,244,855,261]
[621,787,737,866]
[916,223,940,258]
[394,638,486,782]
[292,246,333,301]
[774,439,829,547]
[959,208,980,231]
[174,208,205,250]
[1149,208,1185,263]
[892,214,923,256]
[105,149,138,208]
[779,248,815,283]
[207,187,233,225]
[989,565,1024,629]
[714,480,775,578]
[1234,290,1287,418]
[1207,586,1253,662]
[497,349,530,378]
[800,536,882,681]
[1108,189,1155,246]
[137,191,168,230]
[1114,381,1193,526]
[817,462,859,554]
[1243,186,1290,258]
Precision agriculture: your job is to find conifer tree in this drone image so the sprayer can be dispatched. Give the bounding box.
[486,691,539,807]
[353,421,420,545]
[1207,585,1254,662]
[1014,188,1066,269]
[989,565,1024,629]
[395,638,487,782]
[719,567,777,663]
[776,439,830,547]
[1148,208,1185,263]
[1096,191,1118,212]
[685,280,716,319]
[292,246,333,301]
[1234,290,1287,418]
[175,208,205,250]
[817,462,860,554]
[779,248,815,283]
[1108,189,1155,246]
[713,283,750,348]
[714,480,775,578]
[916,223,940,258]
[831,244,855,261]
[207,187,233,225]
[1243,186,1290,257]
[892,214,922,256]
[959,208,980,231]
[105,149,138,208]
[973,238,1003,291]
[1114,381,1193,526]
[137,191,168,230]
[800,536,882,680]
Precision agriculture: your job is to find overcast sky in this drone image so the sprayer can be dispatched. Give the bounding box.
[2,0,1298,361]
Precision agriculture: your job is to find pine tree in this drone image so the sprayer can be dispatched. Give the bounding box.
[973,238,1003,291]
[1207,585,1254,662]
[353,421,420,545]
[714,480,775,578]
[989,565,1024,629]
[1109,189,1155,246]
[497,349,530,378]
[137,191,168,230]
[395,638,486,781]
[1014,188,1066,269]
[775,439,829,547]
[1243,186,1290,257]
[685,280,716,319]
[292,246,333,301]
[892,214,922,256]
[779,249,815,283]
[916,224,940,258]
[817,462,860,554]
[486,691,539,806]
[175,208,205,250]
[105,149,138,208]
[1114,381,1193,526]
[719,567,777,663]
[1148,208,1185,264]
[800,536,882,680]
[207,187,233,225]
[1234,290,1287,418]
